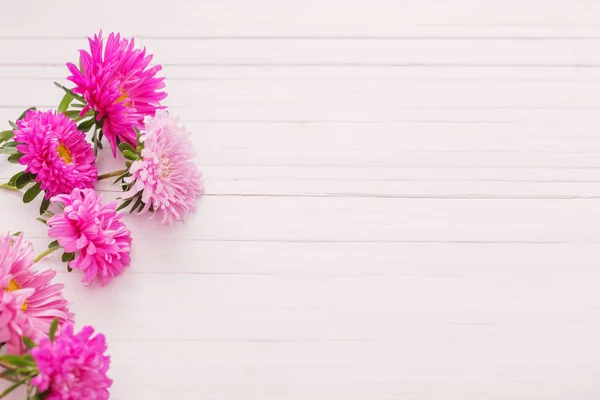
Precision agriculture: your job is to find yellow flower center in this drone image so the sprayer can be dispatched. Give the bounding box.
[115,90,131,107]
[7,278,20,291]
[160,156,172,178]
[5,279,28,311]
[57,143,72,164]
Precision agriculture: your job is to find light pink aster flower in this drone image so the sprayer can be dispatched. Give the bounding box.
[66,31,166,155]
[0,289,36,354]
[0,233,72,354]
[31,322,112,399]
[14,109,98,199]
[123,110,203,224]
[47,188,132,285]
[0,232,35,288]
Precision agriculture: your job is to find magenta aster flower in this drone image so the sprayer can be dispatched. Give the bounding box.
[31,322,112,399]
[66,31,167,155]
[0,233,72,354]
[47,188,132,285]
[14,109,97,199]
[124,110,204,224]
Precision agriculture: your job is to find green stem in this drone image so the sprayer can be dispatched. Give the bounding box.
[34,247,58,263]
[92,127,98,156]
[0,183,19,192]
[0,361,18,381]
[25,382,34,400]
[0,376,29,398]
[98,169,128,181]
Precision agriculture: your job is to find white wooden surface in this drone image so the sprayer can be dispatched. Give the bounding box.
[2,1,600,398]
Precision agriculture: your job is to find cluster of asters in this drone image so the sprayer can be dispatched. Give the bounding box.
[0,31,203,399]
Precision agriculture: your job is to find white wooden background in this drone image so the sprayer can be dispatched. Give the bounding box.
[2,0,600,398]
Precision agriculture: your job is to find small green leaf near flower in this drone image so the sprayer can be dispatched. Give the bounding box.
[23,182,42,203]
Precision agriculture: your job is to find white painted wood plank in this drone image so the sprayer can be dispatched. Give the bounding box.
[37,262,600,399]
[2,38,600,66]
[1,190,599,243]
[58,271,600,337]
[3,0,600,38]
[2,79,600,124]
[108,341,600,400]
[7,166,600,199]
[7,220,600,399]
[4,77,600,108]
[4,65,600,81]
[22,239,600,276]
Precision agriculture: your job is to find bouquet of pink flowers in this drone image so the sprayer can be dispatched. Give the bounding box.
[0,31,204,399]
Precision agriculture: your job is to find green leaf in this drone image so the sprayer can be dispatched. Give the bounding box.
[93,135,99,156]
[133,126,142,143]
[35,389,50,400]
[23,182,42,203]
[116,197,134,212]
[0,368,19,379]
[39,197,50,215]
[67,266,73,272]
[7,152,23,164]
[122,150,139,160]
[77,118,96,133]
[58,92,74,114]
[62,252,75,263]
[22,336,36,350]
[118,142,135,154]
[130,196,144,214]
[8,171,22,187]
[54,82,84,102]
[11,231,21,236]
[15,172,34,189]
[0,146,18,155]
[0,130,14,143]
[63,110,81,120]
[36,217,47,225]
[112,171,130,185]
[48,318,59,342]
[0,354,35,367]
[48,240,60,251]
[17,107,36,121]
[8,121,17,129]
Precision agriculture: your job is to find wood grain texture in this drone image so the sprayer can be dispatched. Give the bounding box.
[1,1,600,399]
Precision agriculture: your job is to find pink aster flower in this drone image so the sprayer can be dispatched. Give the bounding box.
[0,289,36,354]
[0,233,72,354]
[124,110,203,224]
[14,109,98,199]
[31,322,112,399]
[46,188,132,285]
[67,31,167,155]
[0,232,35,288]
